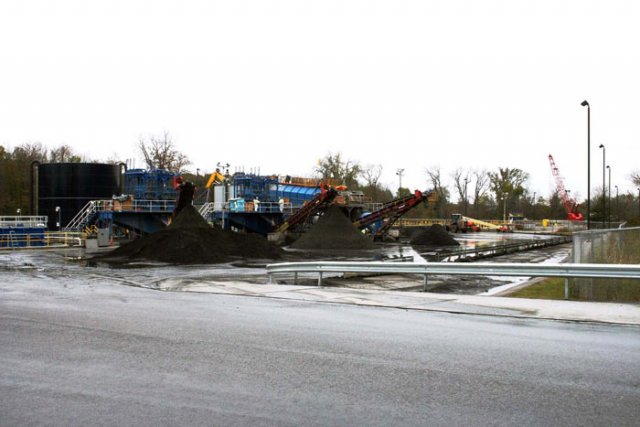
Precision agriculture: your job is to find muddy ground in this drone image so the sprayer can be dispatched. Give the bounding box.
[1,233,570,296]
[282,242,572,295]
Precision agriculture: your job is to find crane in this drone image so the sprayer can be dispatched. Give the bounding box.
[548,154,583,221]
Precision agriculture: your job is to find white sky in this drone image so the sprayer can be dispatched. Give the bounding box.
[1,0,639,201]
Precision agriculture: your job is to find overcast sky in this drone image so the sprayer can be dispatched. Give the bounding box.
[1,0,639,201]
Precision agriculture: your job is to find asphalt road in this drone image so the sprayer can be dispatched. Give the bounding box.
[2,276,640,426]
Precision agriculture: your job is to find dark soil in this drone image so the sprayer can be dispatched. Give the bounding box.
[97,205,282,264]
[291,206,376,250]
[410,224,460,246]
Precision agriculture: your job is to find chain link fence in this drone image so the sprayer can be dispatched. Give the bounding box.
[572,227,640,301]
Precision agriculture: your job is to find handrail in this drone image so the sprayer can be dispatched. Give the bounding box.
[64,201,96,231]
[266,261,640,299]
[0,231,83,250]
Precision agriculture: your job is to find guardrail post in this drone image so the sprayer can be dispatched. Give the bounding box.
[422,274,428,292]
[318,272,323,287]
[268,273,273,284]
[294,272,298,285]
[564,278,569,300]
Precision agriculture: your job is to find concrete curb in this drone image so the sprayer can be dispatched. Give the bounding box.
[175,281,640,326]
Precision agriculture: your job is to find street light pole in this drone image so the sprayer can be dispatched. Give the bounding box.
[581,100,591,229]
[396,168,404,196]
[503,192,509,222]
[532,191,536,220]
[615,185,619,221]
[599,143,605,228]
[606,165,611,228]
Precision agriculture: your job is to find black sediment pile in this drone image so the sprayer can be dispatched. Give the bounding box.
[291,206,376,250]
[410,224,460,246]
[99,205,282,264]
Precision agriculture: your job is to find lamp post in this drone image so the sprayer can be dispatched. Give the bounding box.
[532,191,537,219]
[581,100,591,229]
[599,143,605,228]
[503,192,509,222]
[396,168,404,196]
[615,185,619,221]
[55,206,61,231]
[606,165,611,228]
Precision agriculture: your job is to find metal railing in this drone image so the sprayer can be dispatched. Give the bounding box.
[64,201,97,231]
[428,236,571,261]
[0,216,48,227]
[64,199,177,230]
[266,261,640,299]
[0,231,83,250]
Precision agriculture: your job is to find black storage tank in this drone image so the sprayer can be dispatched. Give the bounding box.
[33,163,124,230]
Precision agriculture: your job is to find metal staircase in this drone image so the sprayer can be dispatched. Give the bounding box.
[198,202,215,220]
[64,201,97,231]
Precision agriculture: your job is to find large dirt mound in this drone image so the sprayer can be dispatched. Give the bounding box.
[99,205,282,264]
[291,205,376,250]
[410,224,460,246]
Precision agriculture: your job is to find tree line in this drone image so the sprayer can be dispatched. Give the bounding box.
[314,152,640,224]
[2,136,639,224]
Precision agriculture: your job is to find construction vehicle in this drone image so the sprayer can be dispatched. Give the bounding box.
[354,189,438,240]
[548,154,584,221]
[446,213,480,233]
[205,168,226,189]
[446,213,510,233]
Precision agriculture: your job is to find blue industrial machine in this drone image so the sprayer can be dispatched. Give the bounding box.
[209,173,325,236]
[63,169,179,240]
[123,169,177,200]
[0,217,46,248]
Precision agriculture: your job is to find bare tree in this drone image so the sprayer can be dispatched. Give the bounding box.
[631,171,640,187]
[450,168,471,212]
[472,169,490,217]
[426,166,450,217]
[49,144,83,163]
[138,132,190,173]
[361,164,382,187]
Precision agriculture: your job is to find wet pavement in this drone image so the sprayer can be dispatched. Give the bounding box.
[2,273,640,426]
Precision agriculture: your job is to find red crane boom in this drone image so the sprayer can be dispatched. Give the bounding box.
[548,154,583,221]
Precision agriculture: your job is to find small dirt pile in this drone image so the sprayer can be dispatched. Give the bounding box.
[99,205,282,264]
[291,206,376,250]
[410,224,460,246]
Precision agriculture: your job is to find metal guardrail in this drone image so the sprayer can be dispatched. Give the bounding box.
[266,261,640,299]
